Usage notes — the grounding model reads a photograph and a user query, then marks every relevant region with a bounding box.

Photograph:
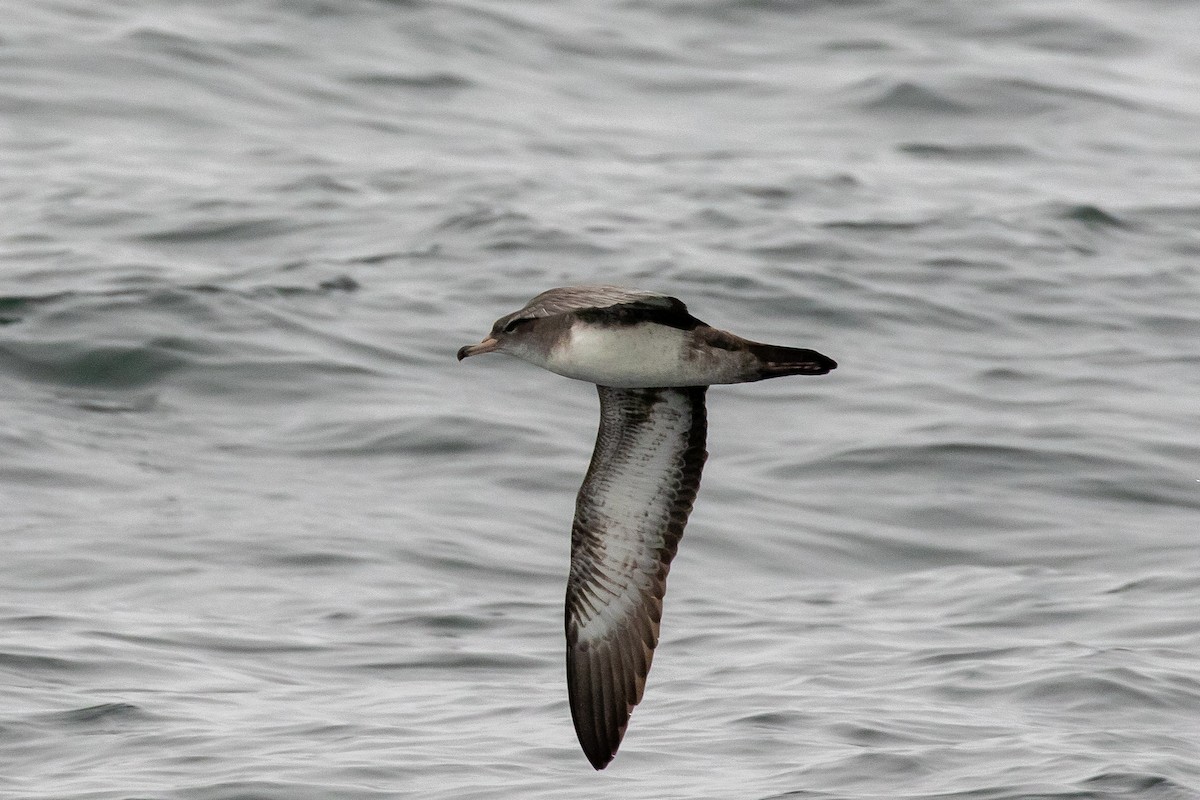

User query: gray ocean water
[3,1,1200,797]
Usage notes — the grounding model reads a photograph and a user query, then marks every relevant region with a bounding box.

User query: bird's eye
[503,318,530,334]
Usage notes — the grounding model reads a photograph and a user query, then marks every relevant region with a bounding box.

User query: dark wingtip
[572,702,620,770]
[749,344,837,377]
[798,349,837,374]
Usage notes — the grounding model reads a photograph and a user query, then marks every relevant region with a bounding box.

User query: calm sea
[2,1,1199,798]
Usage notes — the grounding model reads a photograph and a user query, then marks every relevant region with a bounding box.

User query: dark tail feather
[747,342,837,379]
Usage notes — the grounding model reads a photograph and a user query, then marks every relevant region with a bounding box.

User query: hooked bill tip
[457,337,499,361]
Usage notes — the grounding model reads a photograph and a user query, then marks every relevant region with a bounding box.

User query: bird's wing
[520,285,683,318]
[565,385,708,769]
[508,286,703,331]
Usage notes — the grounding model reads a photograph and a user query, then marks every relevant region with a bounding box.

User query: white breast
[541,323,704,388]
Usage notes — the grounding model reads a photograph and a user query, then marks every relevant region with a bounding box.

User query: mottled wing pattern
[565,385,708,769]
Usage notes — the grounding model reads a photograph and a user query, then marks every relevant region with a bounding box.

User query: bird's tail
[746,342,837,379]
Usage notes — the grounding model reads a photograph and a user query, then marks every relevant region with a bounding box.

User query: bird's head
[456,311,539,361]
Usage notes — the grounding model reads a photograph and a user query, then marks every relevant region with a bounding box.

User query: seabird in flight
[457,285,835,769]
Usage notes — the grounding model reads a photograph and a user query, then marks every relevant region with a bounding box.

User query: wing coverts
[564,385,708,769]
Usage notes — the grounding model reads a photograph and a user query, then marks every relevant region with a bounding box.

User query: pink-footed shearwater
[457,285,835,769]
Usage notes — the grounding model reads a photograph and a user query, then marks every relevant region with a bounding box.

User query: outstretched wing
[565,385,708,769]
[503,285,702,332]
[520,285,683,318]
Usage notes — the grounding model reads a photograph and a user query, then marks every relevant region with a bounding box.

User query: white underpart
[540,322,707,388]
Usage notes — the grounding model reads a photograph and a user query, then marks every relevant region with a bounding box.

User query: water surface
[2,1,1199,798]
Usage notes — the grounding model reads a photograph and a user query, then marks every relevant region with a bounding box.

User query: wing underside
[564,384,708,769]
